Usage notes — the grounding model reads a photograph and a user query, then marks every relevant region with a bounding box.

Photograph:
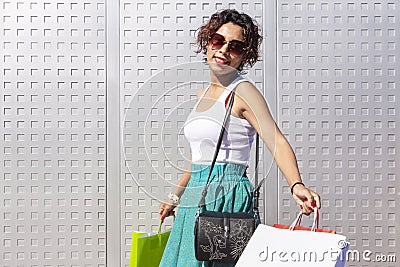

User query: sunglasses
[209,33,247,56]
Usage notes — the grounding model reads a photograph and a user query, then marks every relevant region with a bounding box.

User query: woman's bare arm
[234,82,320,215]
[158,158,191,219]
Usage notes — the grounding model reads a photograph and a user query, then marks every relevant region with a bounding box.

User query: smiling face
[206,22,246,72]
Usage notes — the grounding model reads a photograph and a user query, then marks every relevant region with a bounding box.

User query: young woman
[159,9,321,267]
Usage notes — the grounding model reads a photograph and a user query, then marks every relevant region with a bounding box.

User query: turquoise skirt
[160,163,255,267]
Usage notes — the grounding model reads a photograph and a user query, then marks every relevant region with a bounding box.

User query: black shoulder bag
[194,87,266,264]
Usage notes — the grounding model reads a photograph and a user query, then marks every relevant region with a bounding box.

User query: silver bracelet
[168,192,180,205]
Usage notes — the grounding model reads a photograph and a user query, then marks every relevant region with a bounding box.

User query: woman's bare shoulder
[236,80,264,101]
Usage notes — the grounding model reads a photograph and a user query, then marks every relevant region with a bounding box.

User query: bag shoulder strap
[196,80,266,215]
[197,85,237,210]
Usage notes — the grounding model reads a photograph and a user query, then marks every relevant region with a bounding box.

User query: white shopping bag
[236,208,349,267]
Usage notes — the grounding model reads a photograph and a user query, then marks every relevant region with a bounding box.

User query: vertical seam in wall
[106,0,120,266]
[263,0,268,224]
[263,0,279,225]
[274,0,280,225]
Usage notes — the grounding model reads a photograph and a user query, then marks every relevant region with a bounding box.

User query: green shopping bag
[129,220,171,267]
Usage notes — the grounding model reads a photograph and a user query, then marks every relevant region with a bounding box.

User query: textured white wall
[277,1,399,266]
[0,1,107,266]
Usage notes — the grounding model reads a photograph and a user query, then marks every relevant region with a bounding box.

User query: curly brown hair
[195,9,263,71]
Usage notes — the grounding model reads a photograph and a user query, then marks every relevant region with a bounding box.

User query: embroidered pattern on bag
[230,220,252,260]
[199,218,253,261]
[199,220,227,260]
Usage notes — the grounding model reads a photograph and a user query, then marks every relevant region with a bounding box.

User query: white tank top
[183,76,256,166]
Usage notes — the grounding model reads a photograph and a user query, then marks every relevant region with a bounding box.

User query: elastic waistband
[190,163,247,179]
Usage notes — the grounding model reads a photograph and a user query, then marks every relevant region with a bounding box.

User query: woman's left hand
[292,184,321,215]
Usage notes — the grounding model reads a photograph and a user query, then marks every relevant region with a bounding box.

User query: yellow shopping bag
[129,220,171,267]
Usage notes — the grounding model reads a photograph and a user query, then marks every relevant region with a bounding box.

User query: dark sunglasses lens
[210,34,224,49]
[210,33,246,55]
[229,41,245,55]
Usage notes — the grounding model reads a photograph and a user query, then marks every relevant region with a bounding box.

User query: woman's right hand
[158,199,176,220]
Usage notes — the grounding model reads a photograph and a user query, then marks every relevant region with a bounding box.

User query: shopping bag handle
[289,207,320,231]
[158,219,164,235]
[158,214,175,235]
